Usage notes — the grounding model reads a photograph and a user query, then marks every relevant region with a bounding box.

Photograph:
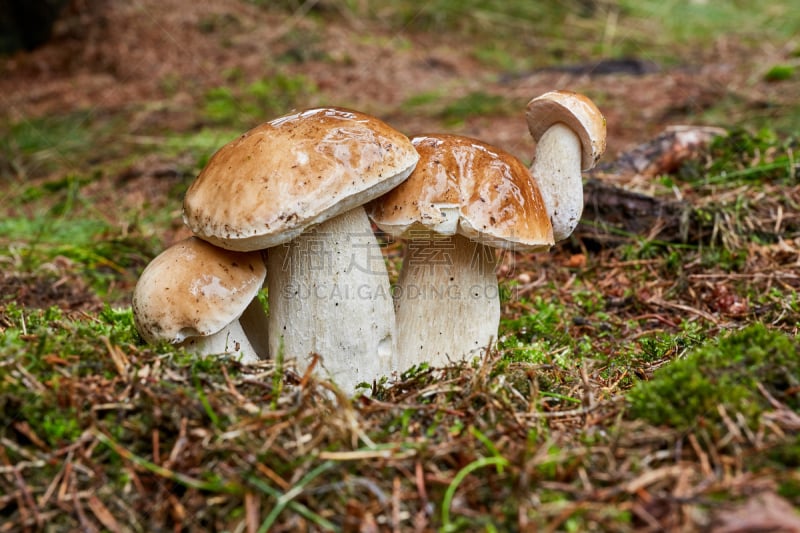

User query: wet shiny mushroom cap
[368,134,554,251]
[132,237,266,344]
[183,107,419,251]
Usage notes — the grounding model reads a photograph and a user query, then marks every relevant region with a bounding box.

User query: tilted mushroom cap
[183,107,419,251]
[368,134,554,251]
[132,237,266,345]
[526,90,607,170]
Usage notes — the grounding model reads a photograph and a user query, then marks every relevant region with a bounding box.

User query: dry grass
[0,328,798,531]
[1,1,800,531]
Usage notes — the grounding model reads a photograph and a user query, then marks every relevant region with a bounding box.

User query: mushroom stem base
[266,207,396,394]
[394,233,500,370]
[179,320,259,364]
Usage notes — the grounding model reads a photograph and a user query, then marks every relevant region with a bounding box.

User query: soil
[0,257,103,312]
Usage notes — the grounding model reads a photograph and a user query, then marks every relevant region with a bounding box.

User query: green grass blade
[258,460,336,533]
[468,426,505,474]
[92,429,242,494]
[441,456,509,531]
[246,475,338,531]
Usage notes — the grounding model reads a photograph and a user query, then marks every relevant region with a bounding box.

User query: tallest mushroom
[182,107,419,393]
[526,90,606,241]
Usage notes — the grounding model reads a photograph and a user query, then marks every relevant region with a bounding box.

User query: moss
[627,323,800,430]
[778,474,800,501]
[202,74,317,127]
[764,64,796,82]
[678,127,797,186]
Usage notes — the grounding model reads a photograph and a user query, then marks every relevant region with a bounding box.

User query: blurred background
[3,0,799,153]
[1,7,800,530]
[1,0,798,304]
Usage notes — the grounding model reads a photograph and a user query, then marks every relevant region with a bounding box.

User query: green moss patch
[628,323,800,430]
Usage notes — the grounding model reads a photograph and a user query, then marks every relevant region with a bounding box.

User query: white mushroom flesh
[394,232,500,370]
[237,291,270,358]
[179,320,260,364]
[267,207,396,394]
[529,123,584,242]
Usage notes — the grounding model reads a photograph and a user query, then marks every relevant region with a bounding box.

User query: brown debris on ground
[711,492,800,533]
[1,2,800,531]
[0,256,103,312]
[1,343,798,531]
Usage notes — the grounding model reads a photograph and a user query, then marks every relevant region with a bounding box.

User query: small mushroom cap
[132,237,266,345]
[183,107,419,251]
[526,90,607,170]
[368,134,554,251]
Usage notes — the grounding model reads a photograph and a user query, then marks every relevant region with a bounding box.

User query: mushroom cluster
[134,106,418,393]
[132,91,605,393]
[365,90,605,369]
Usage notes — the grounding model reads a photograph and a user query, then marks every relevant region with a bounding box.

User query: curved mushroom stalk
[394,233,500,370]
[526,90,607,242]
[530,123,584,241]
[179,319,260,364]
[267,207,396,394]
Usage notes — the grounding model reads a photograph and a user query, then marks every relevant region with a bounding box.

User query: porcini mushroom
[132,236,267,363]
[526,90,606,241]
[368,134,553,370]
[182,107,419,392]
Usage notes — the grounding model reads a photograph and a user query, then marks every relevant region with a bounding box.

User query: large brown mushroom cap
[183,107,419,251]
[368,134,554,251]
[132,237,266,345]
[526,90,607,171]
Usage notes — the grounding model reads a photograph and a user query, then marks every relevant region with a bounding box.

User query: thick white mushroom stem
[530,122,584,242]
[394,233,500,371]
[180,320,260,364]
[267,207,396,394]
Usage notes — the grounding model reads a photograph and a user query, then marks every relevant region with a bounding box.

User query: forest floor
[1,1,799,531]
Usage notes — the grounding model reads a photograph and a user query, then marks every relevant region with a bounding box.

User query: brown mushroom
[368,134,553,370]
[526,90,607,241]
[132,237,267,362]
[182,107,419,392]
